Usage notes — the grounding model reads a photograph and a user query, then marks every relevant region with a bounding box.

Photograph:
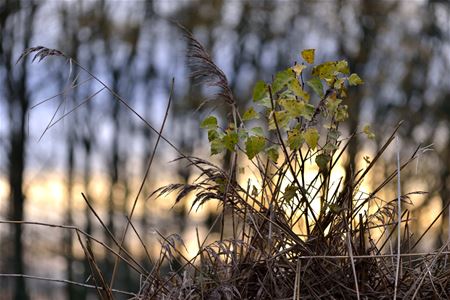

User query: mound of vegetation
[19,28,449,299]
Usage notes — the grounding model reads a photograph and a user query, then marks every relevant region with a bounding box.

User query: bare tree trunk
[1,1,37,299]
[65,125,76,299]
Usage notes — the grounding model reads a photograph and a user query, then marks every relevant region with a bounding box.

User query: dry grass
[8,31,450,300]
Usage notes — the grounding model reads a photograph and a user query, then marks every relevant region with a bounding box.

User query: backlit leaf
[304,127,319,150]
[301,49,315,64]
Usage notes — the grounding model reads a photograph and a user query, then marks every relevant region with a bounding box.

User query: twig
[110,78,174,287]
[394,135,402,300]
[0,274,135,296]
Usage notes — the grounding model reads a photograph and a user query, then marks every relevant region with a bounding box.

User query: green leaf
[200,116,218,130]
[266,145,279,162]
[250,126,264,136]
[268,110,290,130]
[348,73,364,86]
[273,69,295,93]
[328,203,345,214]
[323,142,338,153]
[242,107,259,121]
[307,77,324,97]
[253,80,267,102]
[363,124,375,140]
[315,153,331,172]
[207,129,220,142]
[223,131,238,151]
[251,186,258,197]
[238,128,249,140]
[328,128,340,140]
[245,135,266,160]
[284,184,299,202]
[304,127,319,150]
[301,103,315,120]
[210,138,225,155]
[301,49,315,64]
[287,128,304,150]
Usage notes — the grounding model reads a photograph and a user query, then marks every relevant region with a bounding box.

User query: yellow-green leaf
[242,107,259,121]
[284,184,299,202]
[207,129,220,142]
[288,79,310,101]
[312,61,337,79]
[336,105,349,122]
[223,131,238,151]
[326,97,342,114]
[201,116,218,130]
[336,60,349,74]
[250,126,264,136]
[307,77,324,97]
[266,145,279,163]
[292,64,307,76]
[279,99,313,120]
[210,139,225,155]
[348,73,364,86]
[301,103,315,120]
[245,135,266,160]
[253,80,267,101]
[304,127,319,150]
[315,153,331,172]
[363,124,375,140]
[273,69,295,93]
[268,110,290,130]
[301,49,315,64]
[287,128,304,150]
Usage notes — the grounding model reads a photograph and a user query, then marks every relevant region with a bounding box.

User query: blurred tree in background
[0,0,449,298]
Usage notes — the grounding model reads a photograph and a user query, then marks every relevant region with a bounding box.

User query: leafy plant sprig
[201,49,367,172]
